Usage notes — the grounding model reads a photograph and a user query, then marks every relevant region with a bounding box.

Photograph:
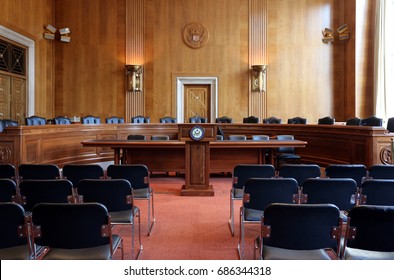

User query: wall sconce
[337,24,350,40]
[322,28,334,43]
[43,24,71,43]
[251,65,267,93]
[125,65,143,92]
[322,25,350,43]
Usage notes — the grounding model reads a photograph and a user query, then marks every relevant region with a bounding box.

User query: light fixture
[125,65,143,92]
[337,24,350,40]
[322,28,334,43]
[43,24,71,43]
[251,65,267,93]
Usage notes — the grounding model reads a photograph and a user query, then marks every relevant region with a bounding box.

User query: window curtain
[374,0,394,123]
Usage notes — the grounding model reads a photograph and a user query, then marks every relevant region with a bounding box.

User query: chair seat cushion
[0,245,31,260]
[42,234,122,260]
[244,208,264,221]
[344,247,394,260]
[263,245,332,260]
[133,188,150,199]
[233,188,243,199]
[109,208,139,224]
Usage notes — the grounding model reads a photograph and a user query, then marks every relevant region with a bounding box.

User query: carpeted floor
[113,174,258,260]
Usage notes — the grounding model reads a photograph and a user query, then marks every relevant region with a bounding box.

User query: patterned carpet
[113,174,258,260]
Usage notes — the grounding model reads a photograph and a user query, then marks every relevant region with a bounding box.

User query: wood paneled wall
[0,0,55,119]
[1,0,377,124]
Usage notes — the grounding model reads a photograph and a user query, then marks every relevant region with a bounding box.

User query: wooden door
[184,84,210,122]
[0,74,26,124]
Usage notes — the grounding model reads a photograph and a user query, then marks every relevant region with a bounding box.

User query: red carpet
[113,174,257,260]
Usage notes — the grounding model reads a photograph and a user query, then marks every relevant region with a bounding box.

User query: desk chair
[387,117,394,132]
[229,164,276,236]
[346,117,361,126]
[0,119,18,132]
[360,116,383,127]
[215,116,233,123]
[238,177,299,259]
[342,205,394,260]
[275,135,301,169]
[287,117,307,124]
[131,115,150,123]
[127,134,146,140]
[189,116,207,123]
[243,116,259,123]
[263,117,282,124]
[159,116,177,123]
[151,135,169,140]
[53,116,71,124]
[318,116,335,125]
[31,202,123,260]
[256,203,342,260]
[81,115,101,124]
[228,135,247,141]
[25,115,46,126]
[105,116,124,124]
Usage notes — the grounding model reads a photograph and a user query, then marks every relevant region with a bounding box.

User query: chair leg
[135,208,143,260]
[148,190,155,236]
[229,193,235,236]
[237,208,245,260]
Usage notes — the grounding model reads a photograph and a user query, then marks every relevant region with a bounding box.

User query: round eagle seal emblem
[183,22,209,49]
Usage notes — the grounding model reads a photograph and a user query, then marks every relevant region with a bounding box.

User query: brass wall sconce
[125,65,143,92]
[251,65,267,93]
[43,24,71,43]
[322,24,350,43]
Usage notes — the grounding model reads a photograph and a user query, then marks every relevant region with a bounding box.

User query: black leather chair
[76,179,142,259]
[346,117,362,126]
[81,115,101,124]
[189,116,207,123]
[287,117,307,124]
[31,202,124,260]
[360,116,383,127]
[151,135,169,140]
[275,135,301,169]
[215,116,233,123]
[318,116,335,125]
[62,164,104,187]
[0,202,33,260]
[342,205,394,260]
[386,117,394,132]
[278,164,321,187]
[53,116,71,124]
[256,203,342,260]
[159,116,177,123]
[229,164,276,236]
[263,117,282,124]
[105,116,125,124]
[106,164,154,236]
[0,119,18,132]
[238,177,299,259]
[368,164,394,179]
[127,134,146,140]
[18,164,61,181]
[243,116,259,123]
[26,115,46,126]
[325,164,367,187]
[131,115,150,123]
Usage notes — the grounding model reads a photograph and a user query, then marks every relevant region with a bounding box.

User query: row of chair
[0,163,155,236]
[254,203,394,260]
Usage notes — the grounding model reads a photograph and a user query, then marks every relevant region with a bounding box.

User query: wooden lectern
[178,124,217,196]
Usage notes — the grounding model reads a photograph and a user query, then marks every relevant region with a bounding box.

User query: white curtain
[374,0,394,124]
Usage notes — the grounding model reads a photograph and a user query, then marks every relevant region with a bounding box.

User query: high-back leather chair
[131,115,150,123]
[243,116,259,123]
[189,116,207,123]
[160,116,177,123]
[53,116,71,124]
[287,117,307,124]
[263,117,282,124]
[387,117,394,132]
[105,116,124,124]
[25,115,46,126]
[81,115,101,124]
[346,117,361,126]
[318,116,335,125]
[215,116,233,123]
[360,116,383,127]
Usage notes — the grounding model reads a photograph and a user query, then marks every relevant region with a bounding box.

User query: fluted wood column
[126,0,145,121]
[249,0,268,120]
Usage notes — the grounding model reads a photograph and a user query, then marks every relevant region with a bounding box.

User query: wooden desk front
[81,139,307,173]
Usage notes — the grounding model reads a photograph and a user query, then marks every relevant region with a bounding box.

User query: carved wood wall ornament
[182,22,209,49]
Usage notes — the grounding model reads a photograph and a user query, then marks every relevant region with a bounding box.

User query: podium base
[180,185,214,196]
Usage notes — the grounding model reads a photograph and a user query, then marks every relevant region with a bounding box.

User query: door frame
[0,25,35,117]
[174,75,218,123]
